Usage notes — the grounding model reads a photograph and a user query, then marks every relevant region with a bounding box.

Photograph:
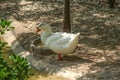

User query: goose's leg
[58,54,62,60]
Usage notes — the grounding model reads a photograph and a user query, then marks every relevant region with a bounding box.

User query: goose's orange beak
[36,27,41,34]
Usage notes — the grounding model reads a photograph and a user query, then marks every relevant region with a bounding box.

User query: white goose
[36,23,80,60]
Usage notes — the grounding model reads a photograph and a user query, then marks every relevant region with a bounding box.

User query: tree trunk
[63,0,71,32]
[108,0,115,8]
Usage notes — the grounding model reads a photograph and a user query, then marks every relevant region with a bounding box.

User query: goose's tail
[75,32,80,38]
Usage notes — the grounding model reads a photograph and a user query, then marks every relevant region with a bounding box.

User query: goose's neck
[41,29,53,44]
[46,28,53,34]
[45,30,53,35]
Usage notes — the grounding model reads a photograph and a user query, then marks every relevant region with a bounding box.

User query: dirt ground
[0,0,120,80]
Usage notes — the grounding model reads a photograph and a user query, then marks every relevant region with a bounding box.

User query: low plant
[0,18,14,34]
[0,19,31,80]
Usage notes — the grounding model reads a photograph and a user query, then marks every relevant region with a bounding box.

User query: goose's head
[36,22,52,33]
[39,22,52,30]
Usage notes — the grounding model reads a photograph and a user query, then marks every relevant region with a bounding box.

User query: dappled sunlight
[93,13,109,18]
[77,59,120,80]
[76,43,120,70]
[1,0,120,80]
[19,0,55,12]
[19,0,33,5]
[29,75,68,80]
[87,34,101,39]
[29,70,69,80]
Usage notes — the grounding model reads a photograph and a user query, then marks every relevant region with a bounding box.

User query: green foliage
[9,54,31,80]
[0,55,9,80]
[0,41,8,51]
[0,19,31,80]
[0,40,8,60]
[0,19,14,35]
[0,54,31,80]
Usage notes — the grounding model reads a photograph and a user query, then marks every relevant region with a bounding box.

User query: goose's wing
[54,33,74,45]
[45,32,75,48]
[45,32,80,54]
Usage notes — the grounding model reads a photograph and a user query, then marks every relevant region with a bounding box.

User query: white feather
[38,23,80,55]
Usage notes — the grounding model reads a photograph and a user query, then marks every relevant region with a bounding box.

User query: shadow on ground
[11,32,94,74]
[77,59,120,80]
[1,0,120,79]
[0,0,63,22]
